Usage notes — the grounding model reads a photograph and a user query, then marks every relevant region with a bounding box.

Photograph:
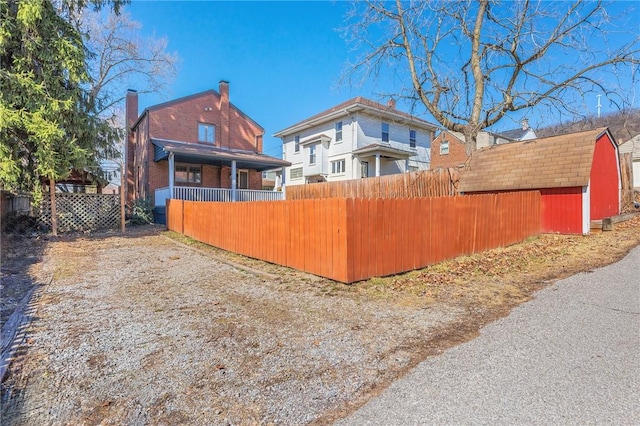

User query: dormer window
[198,123,215,143]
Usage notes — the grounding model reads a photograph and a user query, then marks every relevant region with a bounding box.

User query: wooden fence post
[619,153,633,209]
[49,177,57,236]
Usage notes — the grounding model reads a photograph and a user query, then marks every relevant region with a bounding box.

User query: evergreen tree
[0,0,124,196]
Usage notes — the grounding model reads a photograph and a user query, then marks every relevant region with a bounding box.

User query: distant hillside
[536,108,640,144]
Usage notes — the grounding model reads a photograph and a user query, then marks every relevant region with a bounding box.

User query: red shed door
[540,187,583,234]
[590,133,620,220]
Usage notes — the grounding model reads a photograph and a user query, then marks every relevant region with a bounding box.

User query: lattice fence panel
[38,193,121,233]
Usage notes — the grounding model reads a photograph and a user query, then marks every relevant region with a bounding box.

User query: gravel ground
[2,216,639,425]
[1,226,463,425]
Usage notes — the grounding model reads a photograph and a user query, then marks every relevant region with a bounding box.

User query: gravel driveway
[1,228,463,425]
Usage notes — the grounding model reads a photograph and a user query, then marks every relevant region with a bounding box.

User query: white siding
[281,109,434,185]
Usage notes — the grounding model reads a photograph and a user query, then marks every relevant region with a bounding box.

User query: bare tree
[82,10,179,124]
[342,0,639,153]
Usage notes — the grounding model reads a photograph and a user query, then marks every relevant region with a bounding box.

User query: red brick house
[431,121,537,169]
[125,81,289,210]
[430,131,468,169]
[458,128,621,235]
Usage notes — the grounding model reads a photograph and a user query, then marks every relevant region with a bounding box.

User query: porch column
[375,154,381,177]
[168,152,175,199]
[231,160,237,202]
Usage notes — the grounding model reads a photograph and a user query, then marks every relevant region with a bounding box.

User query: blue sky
[124,1,639,158]
[126,0,360,158]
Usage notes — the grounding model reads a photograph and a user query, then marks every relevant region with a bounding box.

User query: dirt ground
[1,215,640,425]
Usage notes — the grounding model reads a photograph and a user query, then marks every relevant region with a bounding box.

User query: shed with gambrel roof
[459,128,621,234]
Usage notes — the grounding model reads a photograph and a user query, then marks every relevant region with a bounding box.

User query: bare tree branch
[82,10,179,121]
[341,0,639,153]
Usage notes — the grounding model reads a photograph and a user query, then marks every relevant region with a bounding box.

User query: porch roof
[352,143,415,160]
[152,138,291,171]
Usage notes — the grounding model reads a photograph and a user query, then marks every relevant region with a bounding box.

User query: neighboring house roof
[352,143,416,159]
[618,134,640,160]
[498,127,532,140]
[458,127,611,193]
[273,97,438,137]
[151,139,290,171]
[131,90,264,131]
[443,131,465,142]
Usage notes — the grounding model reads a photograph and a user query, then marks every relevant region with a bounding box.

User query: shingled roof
[273,96,437,137]
[458,128,610,193]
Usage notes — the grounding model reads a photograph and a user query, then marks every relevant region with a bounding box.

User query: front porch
[155,186,283,207]
[152,138,290,209]
[352,143,415,177]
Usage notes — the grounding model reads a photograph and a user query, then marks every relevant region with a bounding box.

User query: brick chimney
[521,118,529,130]
[125,89,138,204]
[219,80,230,149]
[387,98,396,109]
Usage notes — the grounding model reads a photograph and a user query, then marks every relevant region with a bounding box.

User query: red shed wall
[540,187,583,234]
[590,133,620,220]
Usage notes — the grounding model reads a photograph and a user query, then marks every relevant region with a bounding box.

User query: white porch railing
[155,186,283,206]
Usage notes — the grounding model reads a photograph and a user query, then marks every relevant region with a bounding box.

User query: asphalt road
[337,245,640,425]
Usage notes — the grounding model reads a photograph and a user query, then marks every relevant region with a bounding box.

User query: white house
[273,97,438,186]
[618,134,640,188]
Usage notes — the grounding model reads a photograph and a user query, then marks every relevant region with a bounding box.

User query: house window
[335,121,343,142]
[361,161,369,178]
[262,171,268,178]
[331,159,346,174]
[290,167,303,180]
[237,170,249,189]
[382,122,389,142]
[409,130,416,148]
[175,164,202,183]
[309,144,317,164]
[198,123,215,144]
[295,135,300,153]
[440,140,449,155]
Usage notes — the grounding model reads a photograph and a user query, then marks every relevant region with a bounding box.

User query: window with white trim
[382,122,389,142]
[294,135,300,153]
[331,159,346,174]
[309,144,317,164]
[335,121,343,142]
[175,164,202,183]
[198,123,215,143]
[361,161,369,178]
[409,129,416,148]
[440,140,449,155]
[290,167,303,179]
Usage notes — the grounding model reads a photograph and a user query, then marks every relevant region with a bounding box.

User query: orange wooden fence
[167,191,541,283]
[286,168,460,200]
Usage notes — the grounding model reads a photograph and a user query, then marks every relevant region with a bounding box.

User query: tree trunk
[49,177,58,236]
